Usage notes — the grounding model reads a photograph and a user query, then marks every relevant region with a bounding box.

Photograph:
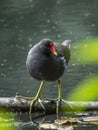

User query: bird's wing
[61,40,71,64]
[62,47,70,65]
[54,41,71,65]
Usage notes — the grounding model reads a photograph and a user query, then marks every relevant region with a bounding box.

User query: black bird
[26,38,71,113]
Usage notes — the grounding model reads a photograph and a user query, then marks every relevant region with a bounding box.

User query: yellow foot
[15,93,34,100]
[56,98,61,117]
[56,98,73,118]
[29,97,46,122]
[29,97,46,113]
[62,99,73,109]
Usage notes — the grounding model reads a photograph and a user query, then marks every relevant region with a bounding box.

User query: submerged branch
[0,97,98,113]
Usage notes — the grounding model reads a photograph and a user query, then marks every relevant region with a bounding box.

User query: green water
[0,0,98,130]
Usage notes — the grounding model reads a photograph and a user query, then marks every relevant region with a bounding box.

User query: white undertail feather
[61,40,71,48]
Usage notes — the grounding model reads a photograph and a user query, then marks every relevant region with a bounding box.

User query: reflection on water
[0,0,98,130]
[1,112,98,130]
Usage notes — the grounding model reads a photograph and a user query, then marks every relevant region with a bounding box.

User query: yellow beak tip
[53,51,58,56]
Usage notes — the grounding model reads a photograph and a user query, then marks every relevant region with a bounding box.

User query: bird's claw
[56,98,73,109]
[56,97,62,116]
[38,98,46,110]
[15,93,35,100]
[62,99,73,109]
[15,96,35,100]
[29,97,46,113]
[56,98,73,117]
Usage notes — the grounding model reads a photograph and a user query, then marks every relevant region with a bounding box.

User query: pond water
[0,0,98,130]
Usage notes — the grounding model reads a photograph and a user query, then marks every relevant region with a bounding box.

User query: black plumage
[25,38,71,114]
[26,38,70,81]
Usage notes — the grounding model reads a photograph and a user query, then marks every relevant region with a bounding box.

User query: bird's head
[40,39,58,56]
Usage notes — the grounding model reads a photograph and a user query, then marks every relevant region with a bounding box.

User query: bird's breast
[26,51,66,81]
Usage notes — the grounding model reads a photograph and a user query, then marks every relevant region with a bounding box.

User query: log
[0,97,98,113]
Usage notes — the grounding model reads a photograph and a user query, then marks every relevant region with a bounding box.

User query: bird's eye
[50,42,54,47]
[45,42,51,48]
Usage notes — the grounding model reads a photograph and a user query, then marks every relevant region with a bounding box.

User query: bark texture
[0,97,98,113]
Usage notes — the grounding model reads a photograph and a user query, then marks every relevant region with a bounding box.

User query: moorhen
[26,38,71,113]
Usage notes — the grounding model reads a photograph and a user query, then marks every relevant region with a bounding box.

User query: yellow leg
[29,81,45,122]
[58,79,61,99]
[57,79,73,116]
[56,79,62,117]
[35,81,45,98]
[29,81,45,116]
[15,81,45,101]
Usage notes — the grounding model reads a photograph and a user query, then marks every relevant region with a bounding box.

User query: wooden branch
[0,97,98,113]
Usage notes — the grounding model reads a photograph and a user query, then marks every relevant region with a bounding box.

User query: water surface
[0,0,98,130]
